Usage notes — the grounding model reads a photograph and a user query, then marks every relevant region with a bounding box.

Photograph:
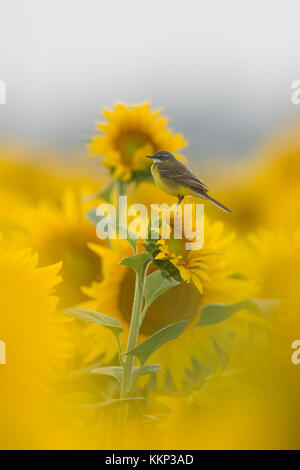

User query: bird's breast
[151,163,182,196]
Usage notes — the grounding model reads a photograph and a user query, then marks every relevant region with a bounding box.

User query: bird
[146,151,232,213]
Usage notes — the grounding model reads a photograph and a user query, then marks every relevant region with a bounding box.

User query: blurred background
[1,0,300,163]
[1,1,300,450]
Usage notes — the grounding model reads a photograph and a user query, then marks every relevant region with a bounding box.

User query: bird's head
[146,151,176,163]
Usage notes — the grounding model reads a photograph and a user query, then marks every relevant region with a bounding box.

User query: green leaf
[132,169,153,184]
[111,223,139,254]
[63,307,124,336]
[135,363,162,378]
[91,366,123,384]
[59,360,104,380]
[66,393,98,406]
[86,208,138,254]
[144,271,180,310]
[81,193,100,203]
[251,298,281,315]
[126,320,189,364]
[120,252,151,276]
[83,397,146,409]
[80,181,115,203]
[98,181,116,202]
[197,298,280,326]
[91,363,162,384]
[146,216,162,240]
[86,207,100,226]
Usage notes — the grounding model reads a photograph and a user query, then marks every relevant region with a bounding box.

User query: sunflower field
[0,103,300,450]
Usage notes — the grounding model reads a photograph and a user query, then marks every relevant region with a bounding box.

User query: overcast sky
[0,0,300,161]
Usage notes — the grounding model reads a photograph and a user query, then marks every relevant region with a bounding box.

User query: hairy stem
[121,268,146,398]
[117,261,148,442]
[115,179,127,220]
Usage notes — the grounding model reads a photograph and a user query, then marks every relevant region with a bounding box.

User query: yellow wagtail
[146,151,231,213]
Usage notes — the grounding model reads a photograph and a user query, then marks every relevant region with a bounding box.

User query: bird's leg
[177,195,184,206]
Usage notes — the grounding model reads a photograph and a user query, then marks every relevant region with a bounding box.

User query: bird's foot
[177,195,184,206]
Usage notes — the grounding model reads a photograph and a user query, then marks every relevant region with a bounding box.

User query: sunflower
[11,188,113,373]
[237,227,300,405]
[216,130,300,234]
[88,103,187,182]
[82,217,254,388]
[0,235,68,448]
[0,187,27,238]
[244,228,300,303]
[0,146,103,207]
[161,297,300,451]
[160,324,275,450]
[148,206,246,299]
[0,149,67,204]
[239,227,300,449]
[15,189,105,307]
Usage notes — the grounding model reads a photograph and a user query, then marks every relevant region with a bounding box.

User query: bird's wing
[157,160,209,193]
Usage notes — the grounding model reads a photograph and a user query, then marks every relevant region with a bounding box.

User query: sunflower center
[166,238,186,258]
[116,131,150,162]
[118,267,201,335]
[38,232,102,307]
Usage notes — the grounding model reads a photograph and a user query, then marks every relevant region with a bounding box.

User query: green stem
[117,261,149,443]
[117,336,124,367]
[128,364,143,397]
[115,179,127,221]
[121,268,146,398]
[140,303,149,325]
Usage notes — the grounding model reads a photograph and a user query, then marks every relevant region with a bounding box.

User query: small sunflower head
[88,103,187,183]
[144,205,237,298]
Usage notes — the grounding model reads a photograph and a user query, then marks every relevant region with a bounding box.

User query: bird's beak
[146,155,154,159]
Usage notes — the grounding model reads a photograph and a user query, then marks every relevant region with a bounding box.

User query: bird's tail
[201,193,232,213]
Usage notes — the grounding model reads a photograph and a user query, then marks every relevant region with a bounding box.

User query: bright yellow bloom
[11,188,115,373]
[0,149,67,204]
[0,146,103,206]
[15,189,105,307]
[160,323,276,450]
[154,208,241,298]
[244,228,300,303]
[161,295,300,451]
[216,130,300,234]
[82,219,253,388]
[88,103,187,182]
[244,227,300,450]
[0,236,67,448]
[0,188,26,238]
